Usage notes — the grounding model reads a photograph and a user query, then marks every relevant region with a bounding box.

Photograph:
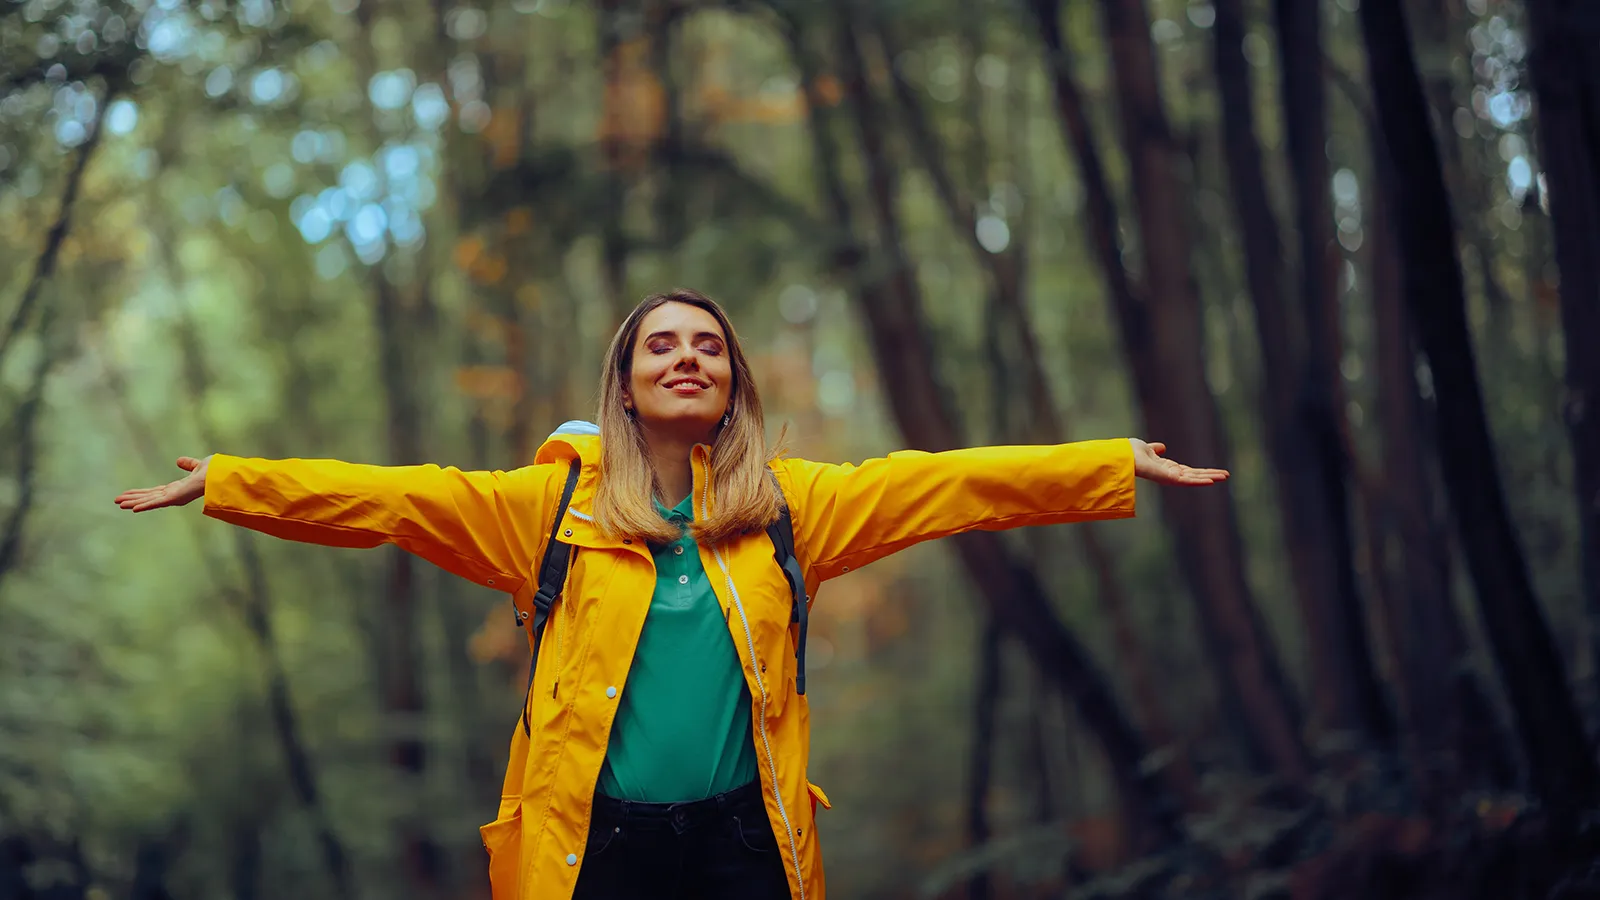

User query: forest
[2,0,1598,896]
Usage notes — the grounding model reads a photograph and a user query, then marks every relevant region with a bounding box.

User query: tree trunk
[787,8,1185,849]
[1357,0,1599,811]
[1273,0,1393,745]
[373,276,443,889]
[173,312,355,897]
[1367,160,1514,803]
[1525,0,1600,681]
[966,620,1003,900]
[1210,0,1393,749]
[874,15,1202,812]
[596,0,634,326]
[1031,0,1311,786]
[0,89,107,589]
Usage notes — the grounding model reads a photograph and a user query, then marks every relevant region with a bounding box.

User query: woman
[115,288,1227,900]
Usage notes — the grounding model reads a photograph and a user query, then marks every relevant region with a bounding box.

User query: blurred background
[2,0,1598,896]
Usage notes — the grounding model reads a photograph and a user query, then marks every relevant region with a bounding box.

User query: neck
[639,425,708,507]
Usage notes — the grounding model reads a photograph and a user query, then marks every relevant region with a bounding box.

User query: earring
[721,412,731,426]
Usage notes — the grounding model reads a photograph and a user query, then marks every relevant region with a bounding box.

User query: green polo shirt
[595,494,759,802]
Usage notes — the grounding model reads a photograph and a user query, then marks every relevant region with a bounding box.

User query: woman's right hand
[115,455,212,512]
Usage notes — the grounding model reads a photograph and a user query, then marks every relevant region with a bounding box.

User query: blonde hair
[594,289,785,546]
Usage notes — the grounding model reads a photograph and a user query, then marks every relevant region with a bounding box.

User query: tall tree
[1209,0,1392,746]
[780,3,1186,849]
[1272,0,1392,745]
[871,13,1201,811]
[1030,0,1312,785]
[1358,0,1599,811]
[348,1,444,885]
[1366,153,1510,803]
[1525,0,1600,670]
[965,620,1003,900]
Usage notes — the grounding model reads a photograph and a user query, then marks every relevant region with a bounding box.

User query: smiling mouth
[662,379,710,392]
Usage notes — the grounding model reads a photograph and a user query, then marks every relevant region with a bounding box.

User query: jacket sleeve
[202,454,559,594]
[775,439,1136,583]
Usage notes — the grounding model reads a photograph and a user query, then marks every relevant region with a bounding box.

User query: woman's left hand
[1129,439,1230,486]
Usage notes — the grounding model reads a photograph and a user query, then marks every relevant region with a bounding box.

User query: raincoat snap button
[678,574,689,585]
[486,578,495,586]
[564,529,573,537]
[623,538,632,544]
[841,565,850,573]
[606,686,617,699]
[565,853,577,866]
[674,546,684,555]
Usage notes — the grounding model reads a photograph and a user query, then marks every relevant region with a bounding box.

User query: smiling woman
[595,290,784,549]
[113,287,1227,900]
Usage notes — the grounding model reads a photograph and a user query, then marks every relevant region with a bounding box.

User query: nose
[672,347,700,369]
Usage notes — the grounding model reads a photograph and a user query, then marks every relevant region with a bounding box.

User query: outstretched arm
[776,438,1226,583]
[115,453,558,593]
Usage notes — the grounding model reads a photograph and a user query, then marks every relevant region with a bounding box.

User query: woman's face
[625,301,733,442]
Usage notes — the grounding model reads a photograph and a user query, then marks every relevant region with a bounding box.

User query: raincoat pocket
[480,798,523,899]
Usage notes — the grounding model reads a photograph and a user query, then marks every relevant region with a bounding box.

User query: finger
[177,456,201,471]
[1148,442,1167,456]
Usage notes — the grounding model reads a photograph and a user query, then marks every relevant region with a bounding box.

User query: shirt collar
[654,493,695,525]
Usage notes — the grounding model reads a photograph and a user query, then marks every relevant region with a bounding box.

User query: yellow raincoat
[202,432,1137,899]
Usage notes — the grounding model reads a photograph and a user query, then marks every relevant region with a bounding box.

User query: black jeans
[572,779,792,900]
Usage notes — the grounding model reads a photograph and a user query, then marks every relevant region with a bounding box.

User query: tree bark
[965,620,1003,900]
[1525,0,1600,680]
[786,8,1185,849]
[596,0,635,327]
[371,276,444,890]
[1367,159,1512,803]
[165,282,356,897]
[874,16,1202,811]
[1030,0,1311,786]
[1273,0,1393,745]
[1209,0,1393,748]
[0,88,108,588]
[1358,0,1599,811]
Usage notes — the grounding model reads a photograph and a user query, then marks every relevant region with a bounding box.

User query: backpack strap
[766,506,811,695]
[520,459,582,736]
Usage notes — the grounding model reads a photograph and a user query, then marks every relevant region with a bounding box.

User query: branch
[0,53,135,96]
[0,87,113,588]
[0,90,112,373]
[0,310,54,585]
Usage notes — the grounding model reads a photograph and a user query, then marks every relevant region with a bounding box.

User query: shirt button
[674,546,684,555]
[606,686,617,699]
[678,574,689,585]
[566,853,577,866]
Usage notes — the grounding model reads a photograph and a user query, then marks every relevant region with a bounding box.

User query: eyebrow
[643,330,725,342]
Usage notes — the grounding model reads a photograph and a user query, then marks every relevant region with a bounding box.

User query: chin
[642,411,722,437]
